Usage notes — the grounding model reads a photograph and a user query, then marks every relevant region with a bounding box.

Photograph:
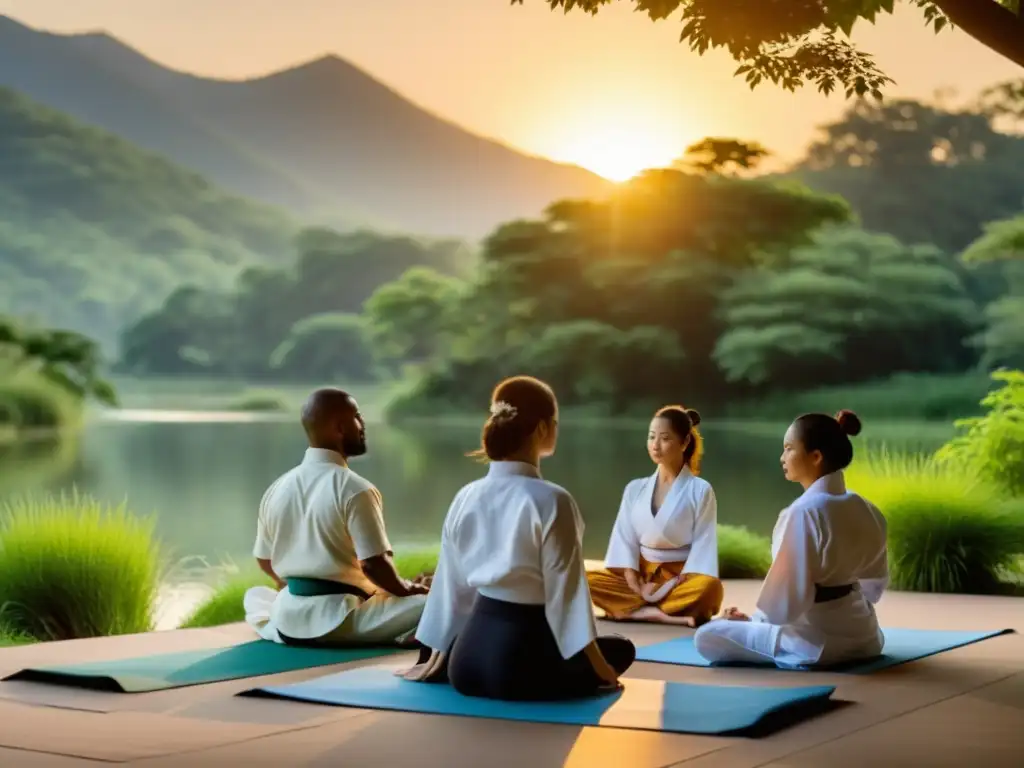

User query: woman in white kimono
[398,375,636,701]
[588,406,724,626]
[694,410,889,669]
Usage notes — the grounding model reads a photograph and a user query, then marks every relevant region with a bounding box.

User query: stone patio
[0,581,1020,767]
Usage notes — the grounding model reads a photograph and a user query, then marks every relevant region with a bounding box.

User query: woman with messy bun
[403,376,636,700]
[588,405,724,627]
[695,410,890,669]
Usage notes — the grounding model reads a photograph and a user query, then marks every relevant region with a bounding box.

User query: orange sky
[2,0,1021,179]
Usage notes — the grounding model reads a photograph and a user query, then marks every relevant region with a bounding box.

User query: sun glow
[553,120,685,182]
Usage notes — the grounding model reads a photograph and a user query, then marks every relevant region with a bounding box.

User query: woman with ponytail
[401,376,636,701]
[588,405,725,626]
[694,410,890,669]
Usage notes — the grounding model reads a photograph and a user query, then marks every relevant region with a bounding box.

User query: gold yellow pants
[587,558,724,623]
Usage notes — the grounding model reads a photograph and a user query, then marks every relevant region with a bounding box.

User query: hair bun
[685,408,701,427]
[835,409,862,437]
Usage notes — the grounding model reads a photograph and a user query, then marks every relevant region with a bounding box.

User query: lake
[0,411,952,582]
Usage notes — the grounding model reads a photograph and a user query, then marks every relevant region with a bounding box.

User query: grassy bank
[723,372,993,423]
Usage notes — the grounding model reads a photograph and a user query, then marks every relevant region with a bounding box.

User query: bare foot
[625,606,696,626]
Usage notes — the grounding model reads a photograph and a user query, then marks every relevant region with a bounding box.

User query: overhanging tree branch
[932,0,1024,69]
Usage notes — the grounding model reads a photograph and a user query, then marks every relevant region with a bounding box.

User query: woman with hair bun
[587,405,724,627]
[694,410,889,669]
[402,375,636,700]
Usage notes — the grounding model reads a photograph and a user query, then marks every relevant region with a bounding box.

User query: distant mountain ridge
[0,84,296,348]
[0,15,612,238]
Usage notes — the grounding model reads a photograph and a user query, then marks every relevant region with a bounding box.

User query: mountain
[0,15,613,238]
[0,85,296,348]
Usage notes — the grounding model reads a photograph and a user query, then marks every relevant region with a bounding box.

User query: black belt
[285,577,370,600]
[814,583,855,603]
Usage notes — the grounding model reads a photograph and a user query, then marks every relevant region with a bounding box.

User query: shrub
[935,369,1024,497]
[847,451,1024,594]
[718,524,772,579]
[178,546,442,630]
[225,389,290,413]
[0,373,81,432]
[0,493,163,640]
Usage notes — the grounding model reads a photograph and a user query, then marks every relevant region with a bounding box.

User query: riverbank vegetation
[105,92,1024,424]
[1,317,118,437]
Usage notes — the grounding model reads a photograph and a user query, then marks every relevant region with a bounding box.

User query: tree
[513,1,1024,96]
[388,166,853,413]
[680,138,770,176]
[363,267,463,366]
[1,316,117,406]
[959,214,1024,368]
[789,97,1024,256]
[714,227,981,388]
[270,313,376,381]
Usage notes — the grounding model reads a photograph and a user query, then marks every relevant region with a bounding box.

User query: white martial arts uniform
[694,471,888,668]
[244,447,426,645]
[416,461,598,661]
[603,467,719,576]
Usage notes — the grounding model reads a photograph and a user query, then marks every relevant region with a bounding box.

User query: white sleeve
[346,487,392,561]
[602,483,641,570]
[543,494,599,659]
[858,505,889,604]
[252,479,280,559]
[754,507,819,625]
[415,503,475,653]
[682,486,719,578]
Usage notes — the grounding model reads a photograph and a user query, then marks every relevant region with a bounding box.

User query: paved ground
[0,581,1020,767]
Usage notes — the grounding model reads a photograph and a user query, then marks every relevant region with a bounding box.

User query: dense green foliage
[717,525,771,579]
[516,2,1022,99]
[848,451,1024,594]
[67,86,1024,407]
[118,229,474,379]
[0,493,162,640]
[935,369,1024,496]
[0,87,296,347]
[789,97,1024,257]
[1,316,118,432]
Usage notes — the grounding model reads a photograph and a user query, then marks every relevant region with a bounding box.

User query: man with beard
[243,388,430,647]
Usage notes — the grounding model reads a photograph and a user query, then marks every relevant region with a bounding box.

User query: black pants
[446,595,635,702]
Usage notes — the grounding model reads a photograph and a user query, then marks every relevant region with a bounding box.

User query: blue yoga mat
[243,666,836,735]
[635,627,1015,673]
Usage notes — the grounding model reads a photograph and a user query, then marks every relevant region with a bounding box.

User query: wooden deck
[0,581,1020,767]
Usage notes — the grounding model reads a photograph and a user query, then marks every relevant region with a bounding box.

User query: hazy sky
[2,0,1021,178]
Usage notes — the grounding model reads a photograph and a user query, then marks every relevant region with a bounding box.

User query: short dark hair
[653,405,703,473]
[792,409,863,474]
[471,376,557,461]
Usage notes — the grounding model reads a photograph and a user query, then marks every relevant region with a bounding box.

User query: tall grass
[847,451,1024,594]
[179,546,442,630]
[718,524,772,578]
[0,492,163,641]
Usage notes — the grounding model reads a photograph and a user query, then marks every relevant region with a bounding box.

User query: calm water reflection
[0,414,948,577]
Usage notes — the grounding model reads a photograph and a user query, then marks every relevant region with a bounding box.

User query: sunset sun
[554,120,684,182]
